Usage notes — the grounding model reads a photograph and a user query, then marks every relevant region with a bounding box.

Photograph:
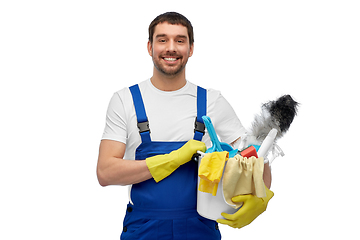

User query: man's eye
[159,39,166,43]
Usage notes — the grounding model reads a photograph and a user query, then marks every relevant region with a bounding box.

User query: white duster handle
[257,128,278,158]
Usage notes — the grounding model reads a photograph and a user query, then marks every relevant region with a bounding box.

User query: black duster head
[265,95,299,133]
[250,95,299,142]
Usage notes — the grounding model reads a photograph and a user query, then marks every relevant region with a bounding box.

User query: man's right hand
[146,139,206,182]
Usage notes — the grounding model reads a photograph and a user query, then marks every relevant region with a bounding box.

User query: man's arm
[263,162,271,189]
[96,139,152,186]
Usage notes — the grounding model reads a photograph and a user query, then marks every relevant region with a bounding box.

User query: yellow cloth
[198,151,229,196]
[222,155,266,209]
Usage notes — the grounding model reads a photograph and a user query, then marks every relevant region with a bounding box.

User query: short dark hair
[148,12,194,45]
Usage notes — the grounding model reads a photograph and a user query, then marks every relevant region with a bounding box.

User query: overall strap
[129,84,151,143]
[130,84,206,142]
[194,86,207,141]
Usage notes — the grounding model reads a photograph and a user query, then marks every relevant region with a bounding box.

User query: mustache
[160,52,182,58]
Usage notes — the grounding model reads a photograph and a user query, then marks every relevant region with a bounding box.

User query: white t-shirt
[102,79,246,160]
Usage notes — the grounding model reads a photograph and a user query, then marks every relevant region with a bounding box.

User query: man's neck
[150,68,187,91]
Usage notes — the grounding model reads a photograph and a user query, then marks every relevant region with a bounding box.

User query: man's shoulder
[112,79,149,96]
[187,81,221,97]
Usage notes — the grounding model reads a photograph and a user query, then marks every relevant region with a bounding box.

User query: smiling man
[97,12,272,240]
[148,16,194,90]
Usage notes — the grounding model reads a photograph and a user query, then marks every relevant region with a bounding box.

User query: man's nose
[166,40,176,52]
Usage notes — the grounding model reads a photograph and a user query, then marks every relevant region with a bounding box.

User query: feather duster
[239,94,299,155]
[250,94,299,143]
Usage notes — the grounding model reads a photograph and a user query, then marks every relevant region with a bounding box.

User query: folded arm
[96,140,152,186]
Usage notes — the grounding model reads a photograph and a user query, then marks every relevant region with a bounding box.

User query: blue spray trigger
[202,116,237,158]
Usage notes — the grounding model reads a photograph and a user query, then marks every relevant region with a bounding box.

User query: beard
[152,53,188,77]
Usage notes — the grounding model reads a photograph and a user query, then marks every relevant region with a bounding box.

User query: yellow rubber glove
[217,185,274,228]
[146,139,206,183]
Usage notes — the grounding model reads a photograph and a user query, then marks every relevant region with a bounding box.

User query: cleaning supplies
[202,116,238,157]
[238,145,258,158]
[197,116,239,220]
[222,155,266,209]
[198,151,229,196]
[257,128,278,158]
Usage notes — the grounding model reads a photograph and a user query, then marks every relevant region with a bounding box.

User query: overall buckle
[194,118,205,134]
[137,121,150,133]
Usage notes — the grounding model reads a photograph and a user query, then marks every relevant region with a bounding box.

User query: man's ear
[147,41,153,57]
[189,43,194,57]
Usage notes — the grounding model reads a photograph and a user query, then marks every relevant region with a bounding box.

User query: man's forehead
[154,22,189,38]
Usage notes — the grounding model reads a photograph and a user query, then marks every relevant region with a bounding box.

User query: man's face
[148,22,194,77]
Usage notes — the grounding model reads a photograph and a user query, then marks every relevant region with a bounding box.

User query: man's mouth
[164,57,177,61]
[162,57,180,63]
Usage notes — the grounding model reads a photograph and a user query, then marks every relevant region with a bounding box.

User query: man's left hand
[217,186,274,229]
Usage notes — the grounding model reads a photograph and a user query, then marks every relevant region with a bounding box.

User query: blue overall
[120,84,221,240]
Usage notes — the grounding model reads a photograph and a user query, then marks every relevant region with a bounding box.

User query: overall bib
[120,84,221,240]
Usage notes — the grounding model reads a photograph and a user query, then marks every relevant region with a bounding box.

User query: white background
[1,1,359,239]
